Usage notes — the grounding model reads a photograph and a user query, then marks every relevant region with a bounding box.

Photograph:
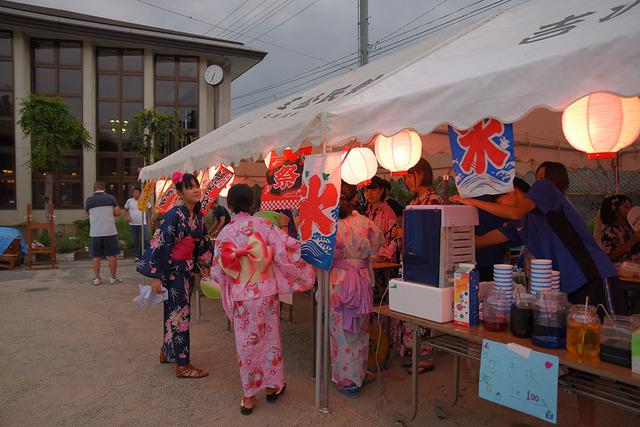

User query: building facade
[0,1,266,224]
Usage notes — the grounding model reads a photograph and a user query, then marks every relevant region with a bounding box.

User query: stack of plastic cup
[530,259,553,293]
[493,264,514,309]
[551,270,560,292]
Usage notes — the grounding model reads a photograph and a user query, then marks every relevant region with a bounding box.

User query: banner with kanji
[201,166,234,215]
[155,184,178,214]
[448,119,515,198]
[260,146,312,211]
[298,152,342,271]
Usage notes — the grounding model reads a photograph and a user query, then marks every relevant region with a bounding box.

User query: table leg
[410,325,419,420]
[450,355,459,407]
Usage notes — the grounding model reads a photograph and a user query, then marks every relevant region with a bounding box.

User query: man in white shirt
[123,186,148,262]
[85,181,121,285]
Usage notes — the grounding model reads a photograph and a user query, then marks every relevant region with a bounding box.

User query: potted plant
[18,95,92,206]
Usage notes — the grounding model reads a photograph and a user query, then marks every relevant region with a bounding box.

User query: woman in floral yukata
[364,176,399,263]
[137,172,213,379]
[394,158,443,374]
[330,182,383,399]
[599,194,640,264]
[211,184,315,415]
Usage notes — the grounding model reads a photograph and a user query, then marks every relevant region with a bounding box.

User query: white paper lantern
[219,165,235,197]
[341,147,378,187]
[155,179,171,199]
[374,129,422,175]
[562,93,640,159]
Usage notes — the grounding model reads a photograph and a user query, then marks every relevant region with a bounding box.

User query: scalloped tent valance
[139,0,640,181]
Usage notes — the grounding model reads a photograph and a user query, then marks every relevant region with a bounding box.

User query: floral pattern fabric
[601,222,640,263]
[211,212,315,396]
[330,212,383,387]
[366,202,399,262]
[137,203,213,366]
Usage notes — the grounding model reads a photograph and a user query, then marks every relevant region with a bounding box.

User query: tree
[18,95,92,206]
[129,109,184,165]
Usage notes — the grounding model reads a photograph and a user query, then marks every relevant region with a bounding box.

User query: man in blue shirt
[453,179,624,313]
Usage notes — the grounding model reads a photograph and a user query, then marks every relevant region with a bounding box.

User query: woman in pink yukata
[330,182,383,398]
[211,184,315,415]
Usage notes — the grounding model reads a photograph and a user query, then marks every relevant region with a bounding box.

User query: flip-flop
[240,397,256,415]
[336,384,360,399]
[266,383,287,403]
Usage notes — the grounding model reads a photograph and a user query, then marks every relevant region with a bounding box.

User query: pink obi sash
[172,236,195,261]
[332,258,372,334]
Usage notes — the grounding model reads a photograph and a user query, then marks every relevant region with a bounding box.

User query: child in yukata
[211,184,315,415]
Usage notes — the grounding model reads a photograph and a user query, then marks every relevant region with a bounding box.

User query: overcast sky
[19,0,522,117]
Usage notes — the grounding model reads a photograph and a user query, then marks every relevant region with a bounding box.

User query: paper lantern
[341,147,377,187]
[562,93,640,159]
[374,129,422,175]
[155,179,171,199]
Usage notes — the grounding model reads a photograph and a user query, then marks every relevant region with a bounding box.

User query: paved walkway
[1,260,638,426]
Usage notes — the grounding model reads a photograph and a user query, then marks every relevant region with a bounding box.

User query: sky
[17,0,522,117]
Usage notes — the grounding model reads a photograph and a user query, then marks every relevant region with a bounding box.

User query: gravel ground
[1,260,638,426]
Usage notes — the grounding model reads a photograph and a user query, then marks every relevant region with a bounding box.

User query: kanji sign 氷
[448,119,515,198]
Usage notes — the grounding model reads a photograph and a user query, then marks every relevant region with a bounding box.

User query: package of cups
[492,263,514,307]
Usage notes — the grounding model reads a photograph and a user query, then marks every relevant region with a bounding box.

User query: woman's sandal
[266,383,287,403]
[407,360,435,375]
[176,364,209,379]
[240,396,256,415]
[362,371,377,387]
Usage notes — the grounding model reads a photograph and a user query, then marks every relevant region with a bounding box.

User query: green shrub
[56,235,84,253]
[115,216,133,249]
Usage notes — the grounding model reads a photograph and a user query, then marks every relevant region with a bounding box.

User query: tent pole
[613,156,621,193]
[322,269,330,412]
[315,273,323,409]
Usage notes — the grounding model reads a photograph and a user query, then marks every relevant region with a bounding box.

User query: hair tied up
[171,171,184,185]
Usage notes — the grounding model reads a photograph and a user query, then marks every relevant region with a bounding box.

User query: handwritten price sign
[479,339,559,424]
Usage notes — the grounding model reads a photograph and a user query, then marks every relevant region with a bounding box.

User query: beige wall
[0,35,234,225]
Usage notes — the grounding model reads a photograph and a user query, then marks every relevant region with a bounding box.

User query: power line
[217,0,272,39]
[247,0,322,43]
[371,0,509,56]
[232,51,358,100]
[232,0,511,114]
[203,0,253,36]
[376,0,449,43]
[135,0,329,63]
[234,0,297,38]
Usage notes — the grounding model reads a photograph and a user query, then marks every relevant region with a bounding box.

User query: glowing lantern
[341,147,377,187]
[562,93,640,159]
[219,165,235,198]
[155,179,171,199]
[374,129,422,175]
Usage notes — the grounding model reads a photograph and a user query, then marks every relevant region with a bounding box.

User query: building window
[0,31,15,209]
[96,48,144,205]
[154,55,198,157]
[30,39,83,208]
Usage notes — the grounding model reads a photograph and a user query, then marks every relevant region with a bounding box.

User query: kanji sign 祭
[298,153,342,271]
[448,119,515,198]
[260,147,311,211]
[201,165,234,215]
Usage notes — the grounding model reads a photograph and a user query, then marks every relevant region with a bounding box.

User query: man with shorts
[85,182,122,285]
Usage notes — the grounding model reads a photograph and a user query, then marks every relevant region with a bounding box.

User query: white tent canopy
[139,0,640,181]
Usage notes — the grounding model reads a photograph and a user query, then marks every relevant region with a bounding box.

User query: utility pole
[358,0,369,66]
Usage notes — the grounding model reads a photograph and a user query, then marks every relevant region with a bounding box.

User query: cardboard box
[389,278,454,323]
[453,263,480,326]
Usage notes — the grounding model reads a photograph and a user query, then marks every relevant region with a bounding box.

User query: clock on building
[204,64,224,86]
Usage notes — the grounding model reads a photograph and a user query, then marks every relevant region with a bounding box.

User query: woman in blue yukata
[137,171,214,379]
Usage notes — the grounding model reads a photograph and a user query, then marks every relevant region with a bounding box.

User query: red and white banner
[201,165,234,215]
[260,146,312,211]
[155,185,178,214]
